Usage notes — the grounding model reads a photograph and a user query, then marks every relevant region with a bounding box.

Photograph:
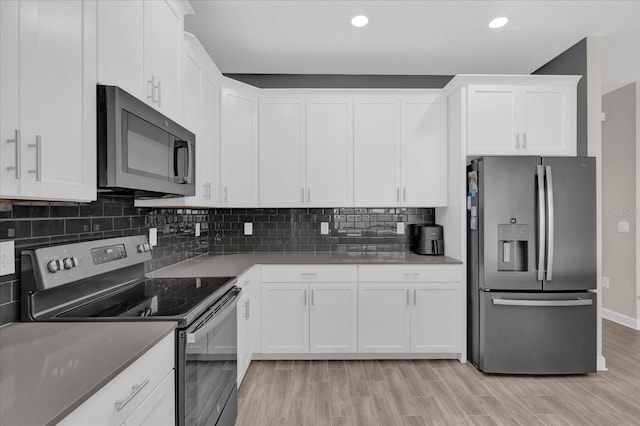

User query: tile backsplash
[0,200,434,326]
[209,207,435,254]
[0,196,210,325]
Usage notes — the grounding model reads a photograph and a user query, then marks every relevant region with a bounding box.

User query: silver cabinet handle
[311,289,314,306]
[6,129,21,179]
[406,288,410,306]
[246,298,250,319]
[522,133,527,148]
[27,135,41,182]
[300,272,318,276]
[307,187,310,203]
[207,182,212,200]
[403,272,420,277]
[515,132,520,148]
[156,80,162,107]
[545,165,554,281]
[147,76,155,103]
[115,379,149,411]
[224,185,228,202]
[304,289,307,306]
[301,187,304,202]
[536,165,546,281]
[244,299,250,320]
[413,289,417,306]
[492,298,593,307]
[396,187,400,202]
[403,187,406,202]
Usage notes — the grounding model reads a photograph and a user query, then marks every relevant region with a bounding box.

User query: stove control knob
[47,260,60,273]
[71,257,79,267]
[143,243,150,252]
[63,258,74,269]
[137,244,145,253]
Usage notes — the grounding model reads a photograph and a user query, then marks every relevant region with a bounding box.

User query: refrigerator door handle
[545,165,555,281]
[492,298,593,307]
[536,165,546,281]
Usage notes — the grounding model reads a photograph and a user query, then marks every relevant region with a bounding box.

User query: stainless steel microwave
[97,85,195,198]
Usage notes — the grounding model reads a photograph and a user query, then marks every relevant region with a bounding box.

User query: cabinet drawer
[58,332,175,426]
[261,265,357,283]
[358,265,462,282]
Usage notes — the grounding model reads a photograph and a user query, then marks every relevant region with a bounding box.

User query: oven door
[177,288,239,426]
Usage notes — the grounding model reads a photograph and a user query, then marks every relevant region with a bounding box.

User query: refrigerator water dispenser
[498,224,528,271]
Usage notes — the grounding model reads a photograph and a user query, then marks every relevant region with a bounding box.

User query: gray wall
[602,82,638,319]
[533,38,588,156]
[223,74,453,89]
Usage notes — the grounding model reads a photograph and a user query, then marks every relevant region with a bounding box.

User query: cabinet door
[306,98,354,207]
[467,85,519,155]
[144,0,183,123]
[0,0,20,197]
[309,283,357,353]
[401,98,446,206]
[259,98,306,206]
[97,0,144,99]
[221,86,258,206]
[354,98,401,206]
[122,371,175,426]
[261,283,309,353]
[358,283,410,352]
[411,283,461,353]
[237,289,249,384]
[520,86,576,156]
[17,0,96,201]
[201,72,221,204]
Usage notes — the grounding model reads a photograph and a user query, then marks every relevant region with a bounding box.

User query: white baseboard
[597,355,607,371]
[602,308,640,330]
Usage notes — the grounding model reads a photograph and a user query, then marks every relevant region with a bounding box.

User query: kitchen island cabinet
[0,322,176,426]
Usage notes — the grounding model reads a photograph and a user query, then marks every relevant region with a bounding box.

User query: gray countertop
[0,322,176,426]
[148,252,462,278]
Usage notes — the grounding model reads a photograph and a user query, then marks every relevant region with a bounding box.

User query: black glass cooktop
[55,276,235,326]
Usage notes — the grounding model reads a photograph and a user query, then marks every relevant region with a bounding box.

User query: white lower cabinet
[260,266,358,354]
[57,333,175,426]
[358,283,411,352]
[358,265,463,355]
[261,282,310,353]
[237,266,260,386]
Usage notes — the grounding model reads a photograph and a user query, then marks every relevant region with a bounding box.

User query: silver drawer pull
[115,379,150,411]
[300,272,318,276]
[492,298,593,307]
[403,273,420,277]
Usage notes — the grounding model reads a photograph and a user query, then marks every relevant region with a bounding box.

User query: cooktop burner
[56,277,234,320]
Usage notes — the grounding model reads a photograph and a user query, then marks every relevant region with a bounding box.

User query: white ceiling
[185,0,640,94]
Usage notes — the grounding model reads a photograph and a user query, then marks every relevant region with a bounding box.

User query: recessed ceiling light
[351,15,369,28]
[488,17,509,29]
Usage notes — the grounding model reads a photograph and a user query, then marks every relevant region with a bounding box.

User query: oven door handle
[186,289,241,342]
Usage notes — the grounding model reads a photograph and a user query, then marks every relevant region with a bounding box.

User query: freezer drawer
[479,291,596,374]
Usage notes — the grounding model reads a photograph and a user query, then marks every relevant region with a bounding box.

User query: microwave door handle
[185,141,193,184]
[173,140,189,184]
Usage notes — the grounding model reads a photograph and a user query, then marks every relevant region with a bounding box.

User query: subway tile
[66,218,91,234]
[79,203,103,217]
[13,203,49,218]
[0,220,31,239]
[0,282,11,304]
[103,203,123,216]
[49,204,79,218]
[32,219,64,237]
[91,217,113,232]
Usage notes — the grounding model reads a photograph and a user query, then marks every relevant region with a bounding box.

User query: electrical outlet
[602,276,610,288]
[0,241,15,276]
[320,222,329,235]
[244,223,253,235]
[617,221,630,233]
[397,222,405,235]
[195,223,201,237]
[149,228,158,247]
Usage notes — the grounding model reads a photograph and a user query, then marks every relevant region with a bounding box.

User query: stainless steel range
[20,235,239,426]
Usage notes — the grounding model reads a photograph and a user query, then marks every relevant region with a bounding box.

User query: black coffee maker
[411,224,444,255]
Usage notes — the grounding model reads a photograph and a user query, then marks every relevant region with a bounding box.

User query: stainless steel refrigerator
[467,156,597,374]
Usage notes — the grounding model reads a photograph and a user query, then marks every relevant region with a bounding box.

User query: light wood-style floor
[236,320,640,426]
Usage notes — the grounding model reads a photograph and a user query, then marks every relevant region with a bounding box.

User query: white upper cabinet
[0,0,96,202]
[97,0,193,124]
[464,76,578,156]
[135,33,222,208]
[221,79,259,207]
[401,97,447,206]
[354,97,401,207]
[306,98,354,207]
[259,98,306,207]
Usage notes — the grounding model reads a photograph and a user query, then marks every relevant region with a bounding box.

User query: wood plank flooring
[237,320,640,426]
